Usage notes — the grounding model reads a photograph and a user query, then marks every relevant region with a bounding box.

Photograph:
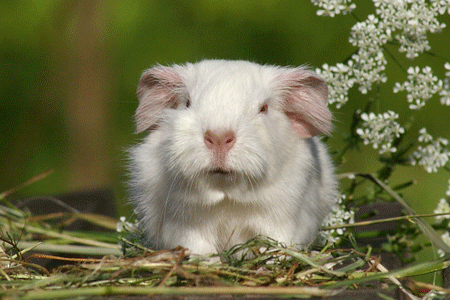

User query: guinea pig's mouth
[208,168,233,175]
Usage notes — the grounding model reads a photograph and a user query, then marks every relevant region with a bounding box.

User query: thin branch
[339,172,450,253]
[0,170,54,200]
[322,212,450,230]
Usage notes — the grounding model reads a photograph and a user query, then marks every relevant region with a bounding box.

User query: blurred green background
[1,0,450,270]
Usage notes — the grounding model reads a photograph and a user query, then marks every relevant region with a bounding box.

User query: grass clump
[1,173,450,299]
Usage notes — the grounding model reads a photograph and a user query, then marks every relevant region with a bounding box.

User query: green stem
[14,221,120,249]
[339,173,450,253]
[13,242,122,256]
[16,286,334,300]
[321,212,450,230]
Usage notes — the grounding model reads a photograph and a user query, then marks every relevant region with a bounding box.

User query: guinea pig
[128,59,338,255]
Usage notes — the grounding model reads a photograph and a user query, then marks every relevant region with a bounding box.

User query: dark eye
[185,99,191,108]
[259,104,268,114]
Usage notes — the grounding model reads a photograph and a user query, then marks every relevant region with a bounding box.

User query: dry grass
[1,172,450,299]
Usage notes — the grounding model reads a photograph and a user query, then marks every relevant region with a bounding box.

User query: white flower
[320,194,355,245]
[394,66,443,110]
[418,127,433,143]
[311,0,356,17]
[434,198,450,223]
[439,62,450,105]
[438,230,450,257]
[445,62,450,76]
[434,0,450,15]
[435,177,450,256]
[447,179,450,197]
[116,222,123,233]
[356,111,405,154]
[411,128,450,173]
[440,88,450,106]
[316,63,355,108]
[439,231,450,257]
[116,216,139,234]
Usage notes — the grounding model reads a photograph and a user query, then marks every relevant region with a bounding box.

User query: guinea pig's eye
[185,99,191,108]
[259,104,268,114]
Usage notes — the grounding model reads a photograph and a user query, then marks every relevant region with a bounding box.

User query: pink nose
[204,130,236,154]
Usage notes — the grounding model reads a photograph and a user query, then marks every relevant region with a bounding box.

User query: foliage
[310,0,450,263]
[0,195,450,299]
[1,172,450,298]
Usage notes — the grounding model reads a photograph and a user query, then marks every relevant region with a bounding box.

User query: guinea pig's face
[135,60,331,188]
[160,61,289,186]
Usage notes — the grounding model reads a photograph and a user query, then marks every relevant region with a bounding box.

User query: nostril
[204,136,213,146]
[204,131,216,150]
[223,133,236,149]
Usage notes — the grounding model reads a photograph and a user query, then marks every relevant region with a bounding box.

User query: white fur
[128,60,338,254]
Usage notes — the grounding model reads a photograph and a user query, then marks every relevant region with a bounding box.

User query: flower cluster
[433,180,450,257]
[411,128,450,173]
[434,198,450,223]
[320,194,355,245]
[374,0,447,59]
[116,216,139,234]
[311,0,450,165]
[348,14,389,94]
[438,232,450,257]
[311,0,450,256]
[439,62,450,106]
[315,63,355,108]
[310,0,356,17]
[356,111,405,154]
[313,0,450,107]
[394,66,443,110]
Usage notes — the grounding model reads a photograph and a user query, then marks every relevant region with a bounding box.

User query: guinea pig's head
[135,60,331,188]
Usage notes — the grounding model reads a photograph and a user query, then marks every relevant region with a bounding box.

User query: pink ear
[135,65,185,133]
[277,68,332,138]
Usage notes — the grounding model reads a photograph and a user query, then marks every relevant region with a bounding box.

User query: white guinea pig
[128,60,338,254]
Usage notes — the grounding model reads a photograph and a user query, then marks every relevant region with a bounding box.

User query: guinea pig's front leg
[162,223,217,255]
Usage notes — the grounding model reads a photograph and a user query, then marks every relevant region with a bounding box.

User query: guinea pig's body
[128,60,337,254]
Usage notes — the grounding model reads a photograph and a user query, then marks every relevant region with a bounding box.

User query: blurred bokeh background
[1,0,449,254]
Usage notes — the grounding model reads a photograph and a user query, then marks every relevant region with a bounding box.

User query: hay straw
[0,172,449,299]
